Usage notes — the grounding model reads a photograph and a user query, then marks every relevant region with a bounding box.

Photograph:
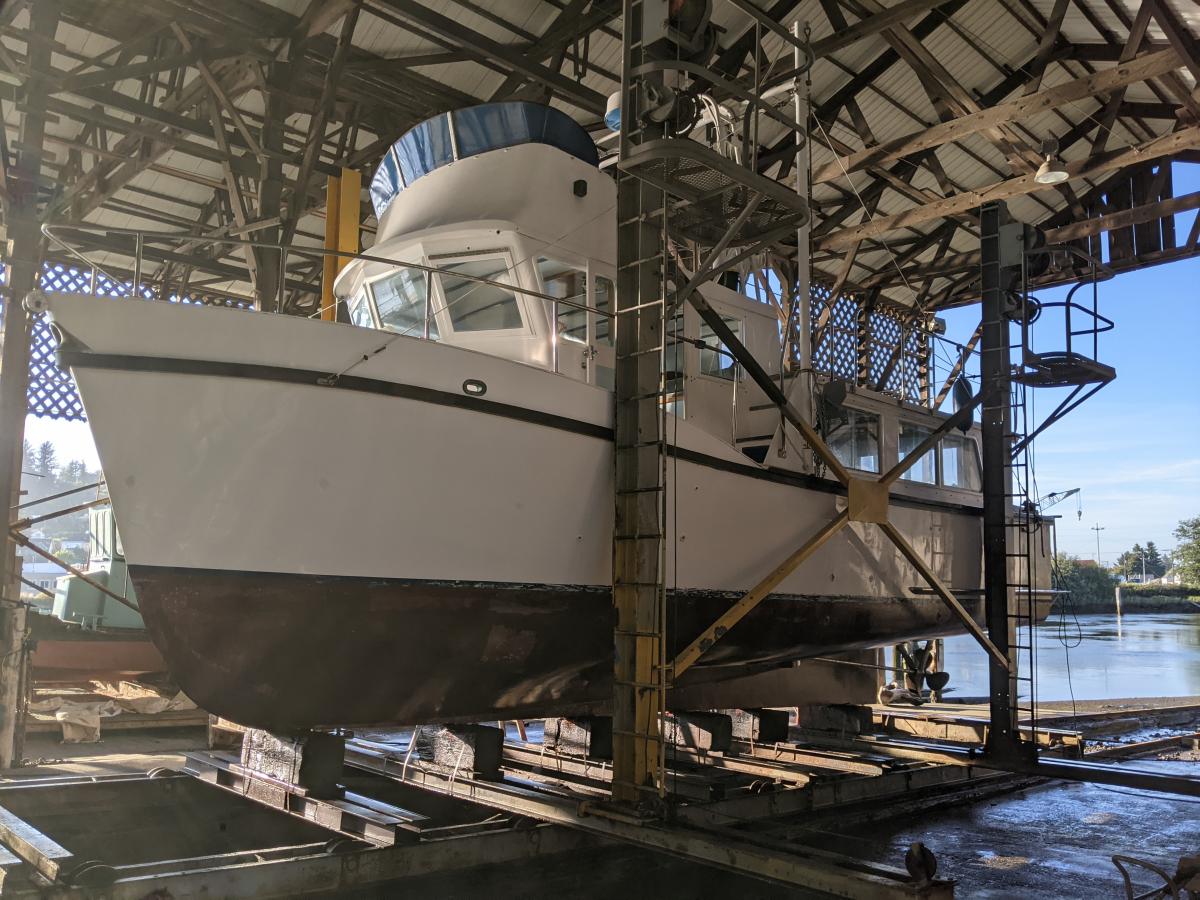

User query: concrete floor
[8,726,1197,898]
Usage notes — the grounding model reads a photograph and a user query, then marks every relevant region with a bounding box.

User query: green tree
[1144,541,1167,579]
[1112,543,1144,580]
[1173,517,1200,585]
[35,441,57,478]
[1056,553,1116,606]
[63,459,87,484]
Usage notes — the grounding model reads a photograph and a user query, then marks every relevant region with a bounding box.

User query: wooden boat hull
[131,565,984,731]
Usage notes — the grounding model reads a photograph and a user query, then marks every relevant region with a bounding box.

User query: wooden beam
[819,127,1200,250]
[813,49,1182,185]
[1090,2,1153,157]
[1147,0,1200,84]
[809,0,961,59]
[373,0,607,115]
[283,3,360,244]
[1022,0,1070,95]
[1043,190,1200,244]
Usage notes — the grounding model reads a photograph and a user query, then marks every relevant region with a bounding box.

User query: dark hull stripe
[60,348,982,517]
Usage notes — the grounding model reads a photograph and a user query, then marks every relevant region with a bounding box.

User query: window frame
[697,313,744,382]
[897,419,939,485]
[939,432,982,492]
[429,249,530,336]
[827,406,881,475]
[363,267,438,338]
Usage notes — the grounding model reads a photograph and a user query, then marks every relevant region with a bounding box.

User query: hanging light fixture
[1034,138,1069,185]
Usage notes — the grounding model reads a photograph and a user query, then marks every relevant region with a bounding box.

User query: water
[941,612,1200,702]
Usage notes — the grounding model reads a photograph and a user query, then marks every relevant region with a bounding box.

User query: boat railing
[38,222,617,377]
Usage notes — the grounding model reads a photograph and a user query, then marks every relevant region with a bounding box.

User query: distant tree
[1143,541,1167,579]
[35,441,57,478]
[63,459,87,484]
[1173,517,1200,585]
[1056,553,1116,605]
[1113,543,1145,580]
[21,440,36,474]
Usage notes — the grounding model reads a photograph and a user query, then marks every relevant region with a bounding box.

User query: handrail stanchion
[132,232,143,298]
[277,246,286,313]
[551,299,559,374]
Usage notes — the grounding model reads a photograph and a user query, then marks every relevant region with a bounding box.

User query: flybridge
[368,102,601,220]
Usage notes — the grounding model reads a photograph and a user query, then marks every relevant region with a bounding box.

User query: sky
[23,165,1200,566]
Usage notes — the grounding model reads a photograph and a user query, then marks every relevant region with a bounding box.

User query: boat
[41,102,1052,732]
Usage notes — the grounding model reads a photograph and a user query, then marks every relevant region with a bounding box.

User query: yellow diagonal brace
[672,509,850,679]
[878,520,1009,670]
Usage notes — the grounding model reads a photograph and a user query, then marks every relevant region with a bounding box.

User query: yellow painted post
[320,167,361,321]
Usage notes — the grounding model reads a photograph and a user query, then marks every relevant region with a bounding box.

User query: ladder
[610,0,669,806]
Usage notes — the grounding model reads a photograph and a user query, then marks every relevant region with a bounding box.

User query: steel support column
[978,201,1024,759]
[0,0,58,769]
[611,0,666,804]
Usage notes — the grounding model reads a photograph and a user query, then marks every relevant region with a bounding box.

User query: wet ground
[807,759,1200,899]
[943,612,1200,702]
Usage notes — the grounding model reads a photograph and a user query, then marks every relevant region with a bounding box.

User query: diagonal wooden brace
[878,520,1009,671]
[672,509,850,678]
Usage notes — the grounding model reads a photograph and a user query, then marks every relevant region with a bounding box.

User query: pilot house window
[370,268,438,338]
[899,421,937,484]
[699,315,741,380]
[827,408,880,473]
[435,256,523,332]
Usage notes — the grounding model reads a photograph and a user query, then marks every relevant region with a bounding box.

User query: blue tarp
[369,102,598,218]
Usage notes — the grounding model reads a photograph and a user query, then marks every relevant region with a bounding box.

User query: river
[940,611,1200,702]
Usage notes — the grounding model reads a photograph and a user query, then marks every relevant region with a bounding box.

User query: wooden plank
[819,127,1200,250]
[813,48,1182,184]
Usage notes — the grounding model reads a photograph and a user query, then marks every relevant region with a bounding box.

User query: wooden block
[240,729,344,798]
[543,717,613,760]
[663,712,732,752]
[723,708,790,743]
[413,724,503,780]
[796,704,873,735]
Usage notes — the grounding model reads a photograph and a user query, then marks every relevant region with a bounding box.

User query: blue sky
[25,166,1200,565]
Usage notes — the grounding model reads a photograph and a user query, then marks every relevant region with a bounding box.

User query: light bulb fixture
[604,91,622,132]
[1034,138,1068,185]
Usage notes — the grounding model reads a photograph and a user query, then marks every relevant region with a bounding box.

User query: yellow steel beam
[320,167,361,321]
[878,520,1009,669]
[672,509,850,679]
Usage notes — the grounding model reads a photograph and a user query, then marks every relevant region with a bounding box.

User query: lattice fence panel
[807,280,928,405]
[809,281,858,384]
[3,261,253,422]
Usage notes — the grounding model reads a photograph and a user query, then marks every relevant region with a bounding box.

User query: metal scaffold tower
[610,0,669,805]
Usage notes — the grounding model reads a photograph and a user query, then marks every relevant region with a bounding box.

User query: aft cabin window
[828,409,880,474]
[942,435,981,491]
[537,257,588,344]
[699,315,742,380]
[434,255,523,333]
[899,421,937,484]
[370,267,439,339]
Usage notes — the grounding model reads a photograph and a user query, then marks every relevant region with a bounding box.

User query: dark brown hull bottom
[130,565,984,732]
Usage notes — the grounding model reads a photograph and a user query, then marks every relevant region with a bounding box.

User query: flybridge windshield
[369,102,600,218]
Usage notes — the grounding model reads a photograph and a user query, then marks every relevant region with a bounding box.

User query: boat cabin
[335,102,982,503]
